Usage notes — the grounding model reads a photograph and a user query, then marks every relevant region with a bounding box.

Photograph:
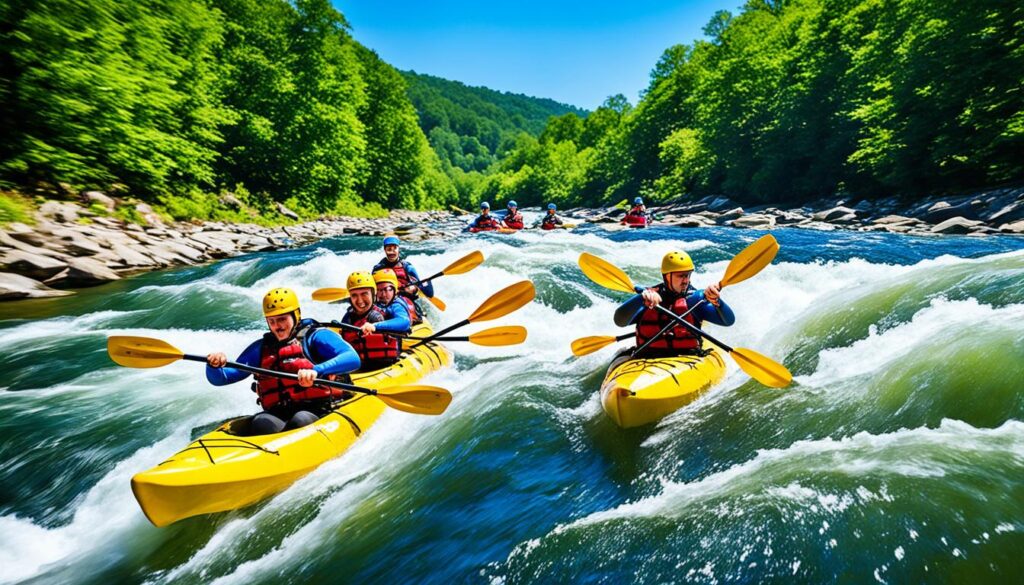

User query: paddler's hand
[641,288,662,308]
[296,368,317,387]
[704,283,722,307]
[403,284,419,297]
[360,322,377,335]
[207,352,227,368]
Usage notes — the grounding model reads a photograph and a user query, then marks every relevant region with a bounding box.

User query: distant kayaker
[373,268,414,332]
[502,200,524,230]
[626,251,735,357]
[627,197,647,220]
[205,287,361,435]
[470,201,501,230]
[340,271,405,371]
[540,203,564,230]
[373,234,432,322]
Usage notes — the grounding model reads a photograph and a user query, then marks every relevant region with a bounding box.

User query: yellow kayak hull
[600,349,727,428]
[131,322,451,527]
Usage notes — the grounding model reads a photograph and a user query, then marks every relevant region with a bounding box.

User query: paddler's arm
[308,329,361,376]
[613,285,649,327]
[688,288,735,326]
[205,339,262,385]
[373,301,412,334]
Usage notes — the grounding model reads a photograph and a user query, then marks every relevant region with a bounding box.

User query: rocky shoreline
[2,187,1022,301]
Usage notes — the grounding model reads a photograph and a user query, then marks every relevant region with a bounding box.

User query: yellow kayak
[600,348,726,428]
[131,322,451,527]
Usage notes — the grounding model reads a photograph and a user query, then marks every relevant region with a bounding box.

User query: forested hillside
[402,71,586,174]
[1,0,456,219]
[481,0,1024,207]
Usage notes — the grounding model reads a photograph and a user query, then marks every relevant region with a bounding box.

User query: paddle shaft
[186,354,381,396]
[328,320,451,341]
[409,318,469,349]
[654,305,734,352]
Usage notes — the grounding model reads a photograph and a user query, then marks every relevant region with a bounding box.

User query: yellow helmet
[346,271,376,292]
[661,251,695,274]
[262,287,300,319]
[372,268,399,290]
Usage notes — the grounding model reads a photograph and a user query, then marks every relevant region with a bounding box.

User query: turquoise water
[1,222,1023,584]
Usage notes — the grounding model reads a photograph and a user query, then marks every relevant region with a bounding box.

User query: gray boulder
[930,216,983,234]
[729,214,776,229]
[277,202,299,220]
[45,257,121,287]
[812,206,859,222]
[83,191,116,211]
[0,249,69,279]
[0,272,74,300]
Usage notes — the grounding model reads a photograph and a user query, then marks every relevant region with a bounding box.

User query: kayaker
[373,268,414,332]
[340,271,405,371]
[627,251,735,357]
[470,202,502,230]
[540,203,564,230]
[205,287,361,435]
[373,234,433,321]
[627,197,647,220]
[502,200,524,230]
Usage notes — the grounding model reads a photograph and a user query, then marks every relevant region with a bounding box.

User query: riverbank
[2,186,1022,300]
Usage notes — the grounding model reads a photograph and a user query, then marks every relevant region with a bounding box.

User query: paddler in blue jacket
[373,235,431,324]
[372,268,413,334]
[339,271,409,372]
[621,251,735,357]
[206,287,361,435]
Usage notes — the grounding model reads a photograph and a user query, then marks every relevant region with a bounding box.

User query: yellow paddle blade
[578,252,636,294]
[468,280,535,322]
[312,287,349,302]
[468,326,527,346]
[441,250,484,275]
[730,347,793,388]
[721,234,780,288]
[375,385,452,415]
[107,336,184,368]
[425,294,447,311]
[570,335,620,357]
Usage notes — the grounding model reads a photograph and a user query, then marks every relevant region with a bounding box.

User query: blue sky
[335,1,739,110]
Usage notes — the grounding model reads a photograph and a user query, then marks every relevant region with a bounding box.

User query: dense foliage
[2,0,1020,218]
[0,0,455,218]
[402,71,586,174]
[483,0,1024,207]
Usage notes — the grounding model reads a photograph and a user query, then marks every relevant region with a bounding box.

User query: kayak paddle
[327,321,527,347]
[409,280,535,349]
[573,237,791,387]
[107,336,452,415]
[570,333,633,357]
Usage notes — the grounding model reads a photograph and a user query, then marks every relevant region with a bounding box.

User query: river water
[1,220,1022,584]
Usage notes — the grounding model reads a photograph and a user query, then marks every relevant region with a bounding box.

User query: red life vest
[504,211,524,229]
[253,325,342,410]
[341,308,400,362]
[635,286,701,352]
[629,205,646,217]
[375,258,422,321]
[400,296,418,322]
[474,215,501,230]
[378,259,411,288]
[541,214,561,228]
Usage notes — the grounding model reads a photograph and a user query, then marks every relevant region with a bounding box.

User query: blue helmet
[382,235,400,247]
[634,197,643,205]
[507,200,518,208]
[547,203,557,210]
[480,201,490,209]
